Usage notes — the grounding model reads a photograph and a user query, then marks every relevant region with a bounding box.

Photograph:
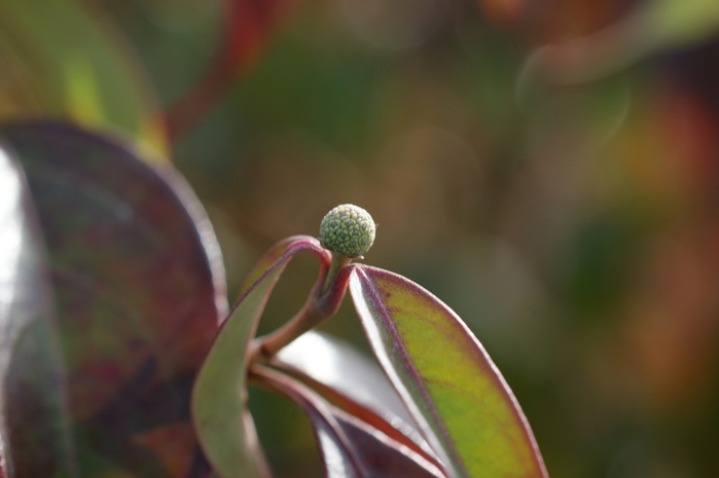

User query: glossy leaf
[193,235,329,478]
[252,365,445,478]
[0,121,226,476]
[0,144,74,476]
[0,0,166,154]
[349,265,548,478]
[274,331,442,469]
[275,331,415,425]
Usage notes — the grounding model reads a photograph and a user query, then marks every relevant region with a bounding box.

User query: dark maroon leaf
[0,143,75,477]
[0,121,227,476]
[251,365,445,478]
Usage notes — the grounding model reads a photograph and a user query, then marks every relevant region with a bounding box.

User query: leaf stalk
[250,254,352,362]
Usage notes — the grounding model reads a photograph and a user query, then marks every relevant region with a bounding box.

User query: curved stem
[250,296,322,361]
[250,255,353,362]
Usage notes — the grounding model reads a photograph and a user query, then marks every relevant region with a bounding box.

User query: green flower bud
[319,204,376,258]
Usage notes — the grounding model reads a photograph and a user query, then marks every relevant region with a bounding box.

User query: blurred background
[2,0,719,476]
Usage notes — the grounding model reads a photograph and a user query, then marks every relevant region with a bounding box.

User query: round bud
[319,204,376,258]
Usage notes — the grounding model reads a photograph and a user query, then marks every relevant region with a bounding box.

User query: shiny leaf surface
[274,331,442,469]
[0,144,74,477]
[0,121,226,476]
[349,265,548,478]
[275,331,415,425]
[252,365,445,478]
[193,235,328,478]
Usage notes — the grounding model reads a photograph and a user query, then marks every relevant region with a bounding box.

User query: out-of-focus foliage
[0,0,166,155]
[3,0,719,476]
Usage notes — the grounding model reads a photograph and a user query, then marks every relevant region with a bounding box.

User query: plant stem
[250,253,352,361]
[251,298,322,361]
[321,253,351,295]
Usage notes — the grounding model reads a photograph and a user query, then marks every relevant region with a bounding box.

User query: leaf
[164,0,297,139]
[0,121,226,476]
[349,265,548,478]
[193,235,329,478]
[0,0,166,154]
[0,143,75,476]
[275,331,415,426]
[251,365,446,478]
[274,331,442,469]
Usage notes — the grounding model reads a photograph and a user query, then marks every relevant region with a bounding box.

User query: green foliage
[350,266,546,477]
[3,1,719,476]
[0,0,165,153]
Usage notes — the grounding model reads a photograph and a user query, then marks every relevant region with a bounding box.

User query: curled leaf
[193,235,329,478]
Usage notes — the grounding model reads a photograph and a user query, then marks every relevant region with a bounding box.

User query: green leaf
[193,235,329,478]
[349,265,548,478]
[0,143,74,476]
[1,121,226,475]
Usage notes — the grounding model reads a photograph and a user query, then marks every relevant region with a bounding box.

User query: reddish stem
[250,256,352,361]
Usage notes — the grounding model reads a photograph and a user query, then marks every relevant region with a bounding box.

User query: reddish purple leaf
[251,365,446,478]
[0,121,227,476]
